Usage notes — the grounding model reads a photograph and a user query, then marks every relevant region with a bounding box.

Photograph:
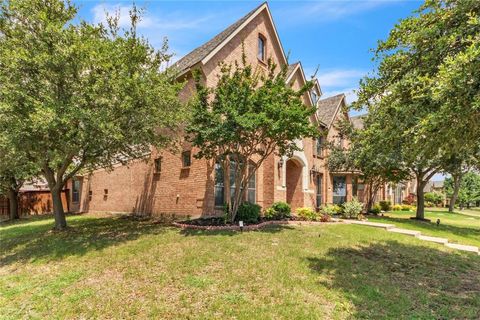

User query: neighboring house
[69,3,387,217]
[350,114,421,206]
[0,179,69,219]
[424,180,448,207]
[424,180,445,193]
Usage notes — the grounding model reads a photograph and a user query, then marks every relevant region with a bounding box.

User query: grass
[1,213,479,319]
[368,209,480,247]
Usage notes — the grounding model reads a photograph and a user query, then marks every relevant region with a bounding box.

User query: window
[333,176,347,204]
[214,162,224,207]
[316,136,324,156]
[352,176,358,197]
[258,34,266,61]
[72,179,80,203]
[316,174,322,208]
[247,163,256,204]
[214,158,256,207]
[182,151,191,167]
[154,157,162,173]
[311,90,318,105]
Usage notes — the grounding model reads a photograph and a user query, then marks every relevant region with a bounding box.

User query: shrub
[322,204,342,216]
[425,192,445,206]
[263,207,276,220]
[392,204,403,211]
[319,214,331,222]
[264,201,291,220]
[401,204,413,211]
[379,200,392,212]
[402,194,416,205]
[425,201,434,208]
[296,207,317,221]
[370,204,381,215]
[343,197,363,219]
[236,202,261,223]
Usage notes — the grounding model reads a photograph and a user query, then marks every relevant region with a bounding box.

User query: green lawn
[368,209,480,247]
[1,214,479,319]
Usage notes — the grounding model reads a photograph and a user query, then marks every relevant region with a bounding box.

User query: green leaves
[187,56,317,220]
[188,59,317,162]
[0,0,185,226]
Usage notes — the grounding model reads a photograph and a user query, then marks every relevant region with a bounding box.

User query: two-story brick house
[71,2,384,217]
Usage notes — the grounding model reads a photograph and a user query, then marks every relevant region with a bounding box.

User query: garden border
[172,219,340,231]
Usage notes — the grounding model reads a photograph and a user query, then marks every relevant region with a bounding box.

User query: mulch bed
[173,217,339,231]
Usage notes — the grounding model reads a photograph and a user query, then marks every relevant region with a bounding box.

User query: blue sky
[75,0,422,109]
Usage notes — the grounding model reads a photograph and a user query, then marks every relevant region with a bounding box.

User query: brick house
[71,2,386,217]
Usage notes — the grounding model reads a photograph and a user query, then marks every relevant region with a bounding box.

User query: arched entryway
[286,158,304,210]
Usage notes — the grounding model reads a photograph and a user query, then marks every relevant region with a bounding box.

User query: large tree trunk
[415,178,426,220]
[51,186,67,230]
[365,182,374,213]
[7,187,19,220]
[448,173,462,212]
[43,166,68,230]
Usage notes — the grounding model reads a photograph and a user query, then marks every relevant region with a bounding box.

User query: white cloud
[92,4,153,28]
[92,4,212,30]
[317,69,365,87]
[278,0,398,23]
[322,87,358,105]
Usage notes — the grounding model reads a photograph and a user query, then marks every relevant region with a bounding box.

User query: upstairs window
[258,34,266,62]
[311,90,318,105]
[182,151,191,167]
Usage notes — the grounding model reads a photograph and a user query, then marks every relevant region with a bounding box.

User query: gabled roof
[317,94,345,128]
[350,114,366,130]
[286,62,300,81]
[174,2,287,75]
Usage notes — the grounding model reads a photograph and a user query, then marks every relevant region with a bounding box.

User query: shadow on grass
[372,216,480,243]
[179,224,296,237]
[306,241,480,319]
[0,215,170,266]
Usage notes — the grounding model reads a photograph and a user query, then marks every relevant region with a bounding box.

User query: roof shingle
[173,2,266,74]
[316,94,345,127]
[350,114,366,130]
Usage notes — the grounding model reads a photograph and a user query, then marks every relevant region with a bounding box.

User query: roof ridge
[173,2,267,74]
[320,93,345,100]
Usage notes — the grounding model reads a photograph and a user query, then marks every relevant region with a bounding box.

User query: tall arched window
[247,162,256,203]
[258,34,266,62]
[214,159,256,207]
[214,162,224,207]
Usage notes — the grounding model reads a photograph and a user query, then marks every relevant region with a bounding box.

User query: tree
[0,0,185,229]
[327,117,407,213]
[187,56,317,222]
[445,172,480,209]
[353,0,480,220]
[424,191,444,207]
[440,150,479,212]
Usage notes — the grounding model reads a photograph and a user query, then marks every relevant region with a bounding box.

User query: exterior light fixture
[239,220,244,232]
[278,159,284,170]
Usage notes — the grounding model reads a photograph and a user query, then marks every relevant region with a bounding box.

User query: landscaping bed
[173,216,336,231]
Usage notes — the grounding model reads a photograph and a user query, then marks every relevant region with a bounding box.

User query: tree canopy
[445,171,480,208]
[187,56,318,221]
[0,0,185,229]
[353,0,480,219]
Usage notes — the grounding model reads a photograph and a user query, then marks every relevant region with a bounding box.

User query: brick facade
[72,3,386,217]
